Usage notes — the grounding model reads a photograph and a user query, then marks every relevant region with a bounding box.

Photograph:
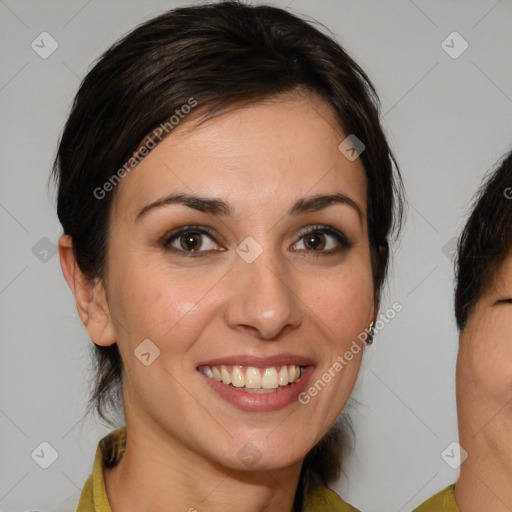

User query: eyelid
[294,224,354,250]
[162,225,223,255]
[162,225,217,245]
[161,223,353,256]
[495,298,512,304]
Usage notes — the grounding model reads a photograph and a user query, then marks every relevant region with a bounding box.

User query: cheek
[122,279,207,344]
[462,327,512,405]
[107,254,201,344]
[303,261,374,342]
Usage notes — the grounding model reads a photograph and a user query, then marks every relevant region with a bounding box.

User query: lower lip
[198,366,315,412]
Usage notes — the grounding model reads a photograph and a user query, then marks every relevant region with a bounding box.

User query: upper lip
[196,353,316,368]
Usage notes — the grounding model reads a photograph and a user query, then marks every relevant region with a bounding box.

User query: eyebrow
[136,192,363,221]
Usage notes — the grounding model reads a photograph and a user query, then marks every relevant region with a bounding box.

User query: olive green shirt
[76,427,359,512]
[413,484,459,512]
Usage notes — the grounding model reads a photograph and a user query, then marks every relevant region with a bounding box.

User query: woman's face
[457,253,512,443]
[97,93,376,470]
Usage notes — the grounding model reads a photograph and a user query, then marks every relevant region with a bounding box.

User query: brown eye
[303,232,327,251]
[163,226,223,257]
[293,225,354,255]
[179,232,203,251]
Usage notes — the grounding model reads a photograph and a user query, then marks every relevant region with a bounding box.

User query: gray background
[1,0,511,510]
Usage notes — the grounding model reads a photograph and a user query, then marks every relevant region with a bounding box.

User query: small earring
[367,321,375,344]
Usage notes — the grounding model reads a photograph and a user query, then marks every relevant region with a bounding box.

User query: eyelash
[161,224,354,258]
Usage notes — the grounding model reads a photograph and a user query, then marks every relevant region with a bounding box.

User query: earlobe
[366,297,379,345]
[58,234,117,347]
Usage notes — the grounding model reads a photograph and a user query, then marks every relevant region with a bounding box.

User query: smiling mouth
[198,364,306,393]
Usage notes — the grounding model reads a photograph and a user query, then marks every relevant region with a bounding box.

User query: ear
[58,234,117,347]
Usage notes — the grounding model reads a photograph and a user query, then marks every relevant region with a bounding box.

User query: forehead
[464,254,512,330]
[112,94,368,220]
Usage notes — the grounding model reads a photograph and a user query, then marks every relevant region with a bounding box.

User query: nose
[223,246,303,340]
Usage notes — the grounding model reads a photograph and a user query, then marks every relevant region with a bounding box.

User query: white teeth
[245,367,262,388]
[212,366,222,382]
[262,367,278,388]
[278,366,289,386]
[231,366,245,388]
[288,364,296,382]
[199,364,303,389]
[202,366,214,379]
[221,365,231,385]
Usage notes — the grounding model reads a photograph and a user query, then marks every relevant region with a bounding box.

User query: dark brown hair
[51,1,404,508]
[455,151,512,331]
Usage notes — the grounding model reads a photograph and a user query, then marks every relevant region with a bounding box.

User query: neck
[456,404,512,511]
[104,413,302,512]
